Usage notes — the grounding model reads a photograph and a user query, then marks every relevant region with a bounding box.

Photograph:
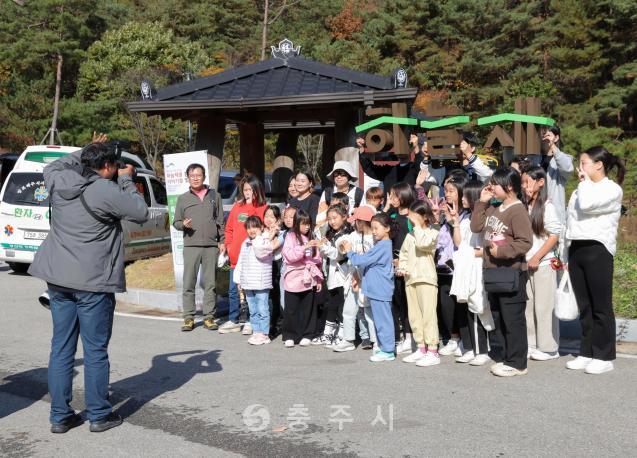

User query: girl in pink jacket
[281,209,323,348]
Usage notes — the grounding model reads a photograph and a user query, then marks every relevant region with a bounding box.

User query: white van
[0,145,171,273]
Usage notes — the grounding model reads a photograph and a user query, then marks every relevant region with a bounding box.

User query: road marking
[115,311,187,322]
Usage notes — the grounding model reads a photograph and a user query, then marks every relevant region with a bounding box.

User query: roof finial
[271,38,301,59]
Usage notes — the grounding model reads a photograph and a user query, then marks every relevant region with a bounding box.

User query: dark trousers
[437,275,472,350]
[569,240,616,361]
[488,270,528,370]
[269,261,283,336]
[48,288,115,423]
[467,310,489,355]
[283,288,318,343]
[392,276,411,339]
[325,287,344,324]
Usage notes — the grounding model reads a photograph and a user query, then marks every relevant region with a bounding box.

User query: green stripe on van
[1,243,39,252]
[24,152,68,163]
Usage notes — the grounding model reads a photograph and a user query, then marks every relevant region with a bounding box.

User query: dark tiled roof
[156,57,394,102]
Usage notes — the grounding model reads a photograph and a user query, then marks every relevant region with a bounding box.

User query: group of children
[231,145,625,377]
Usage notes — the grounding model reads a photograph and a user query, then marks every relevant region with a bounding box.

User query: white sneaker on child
[439,339,459,356]
[299,338,311,347]
[241,323,253,335]
[530,350,560,361]
[469,354,491,366]
[332,340,356,352]
[584,359,614,375]
[284,339,295,348]
[455,351,475,363]
[402,350,425,363]
[415,352,440,367]
[566,356,592,370]
[396,339,413,354]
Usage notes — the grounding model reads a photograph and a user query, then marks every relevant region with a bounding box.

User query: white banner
[163,151,210,290]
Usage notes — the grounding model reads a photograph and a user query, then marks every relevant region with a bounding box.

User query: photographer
[29,135,149,434]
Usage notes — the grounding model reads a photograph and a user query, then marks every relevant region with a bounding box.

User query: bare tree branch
[268,0,300,25]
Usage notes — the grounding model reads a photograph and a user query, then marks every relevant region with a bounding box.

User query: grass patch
[125,252,230,295]
[614,241,637,319]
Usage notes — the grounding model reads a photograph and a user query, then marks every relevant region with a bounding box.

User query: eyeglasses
[332,170,349,178]
[188,174,204,179]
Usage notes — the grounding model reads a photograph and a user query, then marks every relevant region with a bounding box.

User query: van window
[218,175,236,199]
[2,172,49,207]
[149,177,167,205]
[134,177,151,206]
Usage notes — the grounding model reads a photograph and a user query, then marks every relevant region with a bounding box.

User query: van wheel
[7,262,29,274]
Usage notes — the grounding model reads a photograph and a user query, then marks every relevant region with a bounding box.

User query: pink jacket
[282,232,323,292]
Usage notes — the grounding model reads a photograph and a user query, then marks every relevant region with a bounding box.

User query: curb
[116,287,229,315]
[118,288,637,343]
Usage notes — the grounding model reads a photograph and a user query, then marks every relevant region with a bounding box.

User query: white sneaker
[402,350,426,363]
[242,323,253,335]
[566,356,592,370]
[530,350,560,361]
[527,347,536,359]
[492,364,528,377]
[396,339,413,354]
[328,336,342,349]
[415,351,440,367]
[284,339,295,348]
[332,340,356,352]
[584,359,614,375]
[439,339,459,356]
[455,351,475,363]
[490,362,504,373]
[311,334,333,346]
[469,354,491,366]
[218,321,241,334]
[299,338,311,347]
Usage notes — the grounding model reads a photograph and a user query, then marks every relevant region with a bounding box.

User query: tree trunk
[49,52,63,145]
[260,0,269,61]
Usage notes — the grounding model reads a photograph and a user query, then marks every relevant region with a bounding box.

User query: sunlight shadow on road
[109,350,222,419]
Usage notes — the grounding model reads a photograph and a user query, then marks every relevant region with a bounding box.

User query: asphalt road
[1,262,636,457]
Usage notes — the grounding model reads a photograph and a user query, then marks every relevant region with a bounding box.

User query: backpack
[324,185,363,208]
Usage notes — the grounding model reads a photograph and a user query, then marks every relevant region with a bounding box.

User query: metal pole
[185,72,193,151]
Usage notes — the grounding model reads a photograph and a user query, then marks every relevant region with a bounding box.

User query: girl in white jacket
[564,146,624,375]
[315,205,354,347]
[234,216,280,345]
[450,180,494,366]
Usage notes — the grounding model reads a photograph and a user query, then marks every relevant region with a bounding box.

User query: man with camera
[29,135,149,434]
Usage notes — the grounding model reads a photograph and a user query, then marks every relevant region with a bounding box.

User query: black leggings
[283,288,319,343]
[437,275,471,350]
[269,260,282,335]
[325,287,344,324]
[392,276,411,339]
[569,240,616,361]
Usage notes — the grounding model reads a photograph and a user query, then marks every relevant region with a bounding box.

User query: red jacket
[225,202,268,267]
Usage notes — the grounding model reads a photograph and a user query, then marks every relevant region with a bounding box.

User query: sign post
[163,150,209,290]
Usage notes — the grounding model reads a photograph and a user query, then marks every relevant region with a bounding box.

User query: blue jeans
[48,288,115,423]
[228,268,240,322]
[245,289,270,334]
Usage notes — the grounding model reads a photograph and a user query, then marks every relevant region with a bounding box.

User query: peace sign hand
[445,201,459,225]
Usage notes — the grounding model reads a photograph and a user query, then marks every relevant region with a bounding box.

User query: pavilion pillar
[194,117,225,189]
[239,122,265,182]
[334,108,358,151]
[321,131,335,184]
[272,131,298,201]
